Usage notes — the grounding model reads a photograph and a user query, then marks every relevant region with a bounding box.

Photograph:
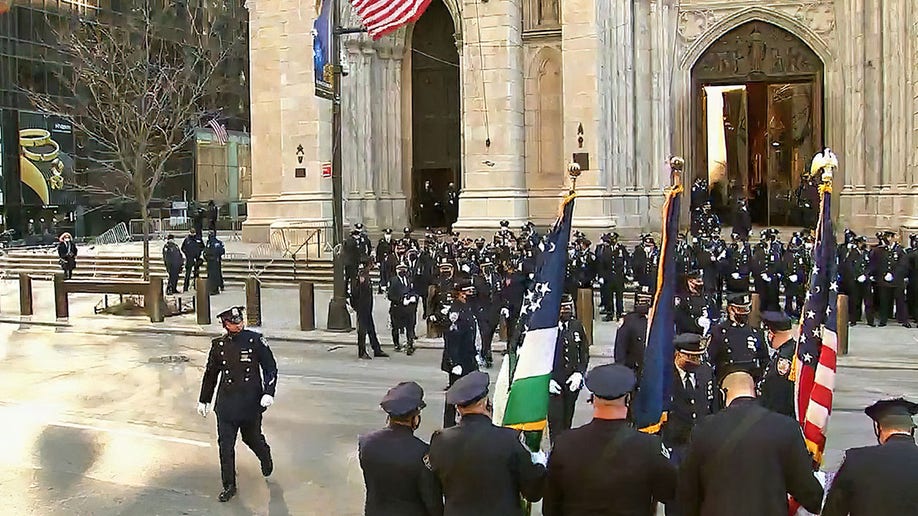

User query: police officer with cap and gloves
[198,306,278,502]
[706,290,769,384]
[427,371,547,516]
[544,364,676,516]
[823,397,918,516]
[615,286,654,383]
[359,382,443,516]
[547,294,590,444]
[440,280,480,427]
[758,311,796,417]
[662,334,718,469]
[677,358,824,516]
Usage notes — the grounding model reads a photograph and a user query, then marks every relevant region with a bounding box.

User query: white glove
[697,316,711,334]
[731,272,741,280]
[549,379,562,395]
[789,274,798,283]
[566,372,583,392]
[531,450,548,466]
[598,277,604,285]
[411,296,419,304]
[451,365,463,375]
[814,470,828,489]
[761,273,771,282]
[500,307,510,319]
[402,298,411,306]
[461,264,471,273]
[885,273,894,282]
[428,315,437,322]
[528,273,535,280]
[857,275,866,283]
[260,395,274,408]
[197,402,209,417]
[476,355,485,368]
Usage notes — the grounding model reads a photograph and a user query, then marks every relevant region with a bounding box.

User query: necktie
[684,372,695,393]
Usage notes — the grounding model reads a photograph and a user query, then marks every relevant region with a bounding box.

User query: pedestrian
[676,360,824,516]
[822,397,918,516]
[547,294,589,445]
[388,262,420,355]
[181,229,204,292]
[427,371,547,515]
[661,334,717,470]
[197,306,277,503]
[57,232,77,279]
[350,260,389,360]
[206,200,218,233]
[614,286,653,383]
[204,231,225,295]
[544,364,675,516]
[162,234,184,294]
[758,311,796,418]
[358,382,443,516]
[440,281,479,428]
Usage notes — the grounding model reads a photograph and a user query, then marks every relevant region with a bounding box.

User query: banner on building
[313,0,334,100]
[17,112,75,207]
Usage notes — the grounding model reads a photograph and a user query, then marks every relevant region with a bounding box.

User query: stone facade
[243,0,918,246]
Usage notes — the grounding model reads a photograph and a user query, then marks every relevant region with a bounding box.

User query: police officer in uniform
[751,230,782,312]
[662,334,717,470]
[841,235,871,325]
[197,306,278,502]
[204,232,225,295]
[615,286,653,383]
[732,197,752,241]
[677,360,824,516]
[375,229,395,293]
[547,294,589,445]
[781,234,808,318]
[674,269,712,336]
[823,398,918,516]
[544,364,676,516]
[597,233,629,322]
[427,372,547,515]
[441,281,480,427]
[351,260,389,359]
[874,230,912,327]
[477,257,504,368]
[758,311,796,418]
[358,382,443,516]
[632,235,660,292]
[706,291,769,384]
[389,262,420,355]
[181,229,204,292]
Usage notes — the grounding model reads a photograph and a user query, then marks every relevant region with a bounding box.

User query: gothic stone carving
[795,2,836,35]
[678,10,716,42]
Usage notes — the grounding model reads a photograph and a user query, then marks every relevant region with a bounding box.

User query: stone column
[453,0,529,236]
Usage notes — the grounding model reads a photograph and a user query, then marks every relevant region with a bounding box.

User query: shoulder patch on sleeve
[423,453,432,471]
[661,442,671,459]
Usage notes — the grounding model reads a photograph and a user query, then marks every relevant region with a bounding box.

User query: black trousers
[783,286,804,319]
[876,285,910,324]
[548,388,581,445]
[216,413,271,489]
[183,259,200,291]
[479,318,498,361]
[754,278,780,312]
[390,306,417,349]
[356,308,383,356]
[166,265,181,293]
[443,373,462,428]
[847,283,866,323]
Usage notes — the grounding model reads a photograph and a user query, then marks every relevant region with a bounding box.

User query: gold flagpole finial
[810,148,838,192]
[567,162,582,194]
[669,156,684,189]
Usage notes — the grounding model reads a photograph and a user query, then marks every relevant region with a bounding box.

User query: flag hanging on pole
[500,194,576,449]
[348,0,434,40]
[632,178,683,432]
[789,149,839,516]
[208,118,228,145]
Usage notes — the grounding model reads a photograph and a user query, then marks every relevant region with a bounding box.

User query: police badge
[777,357,791,376]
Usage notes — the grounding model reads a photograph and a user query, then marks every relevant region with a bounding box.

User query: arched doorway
[692,21,823,227]
[410,0,460,229]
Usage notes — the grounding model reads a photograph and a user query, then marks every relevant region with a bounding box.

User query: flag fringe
[639,412,668,434]
[506,420,547,432]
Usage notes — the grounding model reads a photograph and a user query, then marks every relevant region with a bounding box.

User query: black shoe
[903,323,913,329]
[484,357,493,368]
[602,315,614,322]
[393,345,402,352]
[868,321,877,327]
[219,485,237,502]
[849,321,857,327]
[374,350,390,358]
[261,456,274,477]
[359,353,372,360]
[879,322,887,327]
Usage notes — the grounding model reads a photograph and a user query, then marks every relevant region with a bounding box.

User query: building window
[523,0,560,33]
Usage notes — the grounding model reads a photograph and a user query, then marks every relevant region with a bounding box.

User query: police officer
[181,228,204,292]
[358,382,443,516]
[342,224,365,292]
[615,286,653,383]
[675,268,713,336]
[547,294,589,445]
[751,230,782,312]
[758,311,796,418]
[725,232,752,292]
[596,233,629,322]
[691,200,720,238]
[544,364,676,516]
[875,231,911,327]
[632,235,660,292]
[907,235,918,324]
[690,177,709,214]
[351,260,389,359]
[841,235,871,325]
[162,234,184,295]
[401,226,419,251]
[376,229,395,293]
[441,281,480,427]
[477,257,504,368]
[427,371,547,515]
[389,262,420,355]
[781,234,808,318]
[428,260,457,337]
[823,398,918,516]
[677,361,824,516]
[662,334,717,470]
[732,197,752,241]
[197,306,278,502]
[706,291,769,384]
[204,231,225,295]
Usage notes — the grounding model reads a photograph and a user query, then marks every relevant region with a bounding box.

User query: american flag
[208,118,228,145]
[789,152,838,515]
[348,0,433,40]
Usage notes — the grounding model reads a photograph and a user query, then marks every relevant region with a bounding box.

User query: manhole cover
[149,354,190,364]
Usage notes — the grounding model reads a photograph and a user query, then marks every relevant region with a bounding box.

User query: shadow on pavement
[33,425,101,495]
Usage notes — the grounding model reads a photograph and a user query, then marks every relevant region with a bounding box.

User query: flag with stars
[501,194,576,441]
[792,177,838,477]
[632,183,682,431]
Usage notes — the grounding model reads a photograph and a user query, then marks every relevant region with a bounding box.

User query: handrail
[93,222,131,246]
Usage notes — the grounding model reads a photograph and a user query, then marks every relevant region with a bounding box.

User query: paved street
[0,306,916,514]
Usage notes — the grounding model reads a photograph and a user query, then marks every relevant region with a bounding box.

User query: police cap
[395,261,408,271]
[726,290,752,308]
[403,226,412,234]
[560,293,574,308]
[217,306,245,324]
[761,311,792,331]
[685,268,702,280]
[674,333,707,355]
[380,381,426,416]
[635,285,654,303]
[585,364,636,400]
[865,398,918,428]
[445,371,490,406]
[384,228,392,235]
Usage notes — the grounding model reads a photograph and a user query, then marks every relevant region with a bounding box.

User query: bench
[52,274,165,322]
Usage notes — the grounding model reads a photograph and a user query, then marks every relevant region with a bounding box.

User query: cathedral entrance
[692,21,824,227]
[410,0,460,229]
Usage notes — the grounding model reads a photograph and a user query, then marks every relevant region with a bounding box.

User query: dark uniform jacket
[427,413,546,516]
[162,241,184,270]
[388,274,419,322]
[614,307,649,379]
[631,246,659,289]
[840,246,869,294]
[707,321,769,382]
[181,235,204,261]
[199,329,278,422]
[759,338,796,418]
[823,434,918,516]
[440,302,478,375]
[662,364,717,448]
[544,418,676,516]
[552,319,589,383]
[677,397,824,516]
[359,424,444,516]
[595,243,629,287]
[674,292,709,335]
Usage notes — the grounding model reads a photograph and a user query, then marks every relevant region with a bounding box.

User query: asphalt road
[0,322,916,515]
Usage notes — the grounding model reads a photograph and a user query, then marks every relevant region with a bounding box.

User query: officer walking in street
[477,257,504,368]
[440,281,480,427]
[161,234,184,295]
[181,228,204,292]
[823,397,918,516]
[358,382,443,516]
[544,364,676,516]
[706,291,769,384]
[351,260,389,360]
[547,294,589,445]
[197,306,278,502]
[388,262,420,355]
[427,371,547,516]
[677,360,824,516]
[758,311,796,418]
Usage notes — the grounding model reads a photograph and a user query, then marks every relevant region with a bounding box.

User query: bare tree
[29,1,243,279]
